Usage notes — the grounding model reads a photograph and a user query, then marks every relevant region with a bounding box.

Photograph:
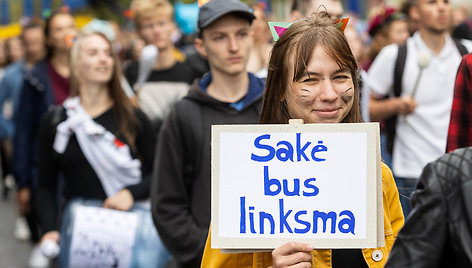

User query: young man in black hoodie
[150,0,265,267]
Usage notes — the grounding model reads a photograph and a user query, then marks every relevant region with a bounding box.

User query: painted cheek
[340,87,354,104]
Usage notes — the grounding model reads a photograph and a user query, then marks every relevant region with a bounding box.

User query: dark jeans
[394,176,418,218]
[380,133,392,169]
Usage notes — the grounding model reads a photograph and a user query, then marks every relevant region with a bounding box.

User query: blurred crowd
[0,0,472,267]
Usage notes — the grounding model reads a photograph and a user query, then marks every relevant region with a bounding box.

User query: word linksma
[251,133,328,162]
[240,197,355,235]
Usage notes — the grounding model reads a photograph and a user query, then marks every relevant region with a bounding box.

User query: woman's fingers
[272,242,313,268]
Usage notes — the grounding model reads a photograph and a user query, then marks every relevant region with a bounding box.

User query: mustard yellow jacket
[201,162,404,268]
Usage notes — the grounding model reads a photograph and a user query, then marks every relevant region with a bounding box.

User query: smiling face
[75,34,114,87]
[284,46,354,124]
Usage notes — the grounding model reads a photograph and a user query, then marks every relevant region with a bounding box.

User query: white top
[368,32,472,178]
[360,70,370,122]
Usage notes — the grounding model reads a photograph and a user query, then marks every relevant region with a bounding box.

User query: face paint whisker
[341,87,353,104]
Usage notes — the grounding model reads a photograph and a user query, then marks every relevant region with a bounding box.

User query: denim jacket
[0,61,26,138]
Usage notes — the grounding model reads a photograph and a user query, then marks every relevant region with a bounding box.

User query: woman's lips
[313,108,340,117]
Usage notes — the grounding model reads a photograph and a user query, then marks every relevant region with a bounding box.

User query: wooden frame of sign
[211,122,383,252]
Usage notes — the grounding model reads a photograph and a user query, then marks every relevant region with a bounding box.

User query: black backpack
[384,39,468,153]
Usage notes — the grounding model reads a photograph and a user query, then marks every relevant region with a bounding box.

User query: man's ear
[409,5,420,21]
[195,37,208,58]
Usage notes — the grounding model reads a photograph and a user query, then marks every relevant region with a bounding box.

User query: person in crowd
[0,38,7,199]
[385,146,472,267]
[399,0,418,36]
[289,0,343,20]
[4,36,24,64]
[151,0,265,266]
[367,0,472,217]
[0,38,6,79]
[344,24,370,122]
[451,5,472,41]
[126,0,203,133]
[363,6,409,71]
[0,22,46,243]
[12,11,77,268]
[447,53,472,152]
[201,12,404,268]
[246,3,272,77]
[36,31,168,267]
[363,6,409,168]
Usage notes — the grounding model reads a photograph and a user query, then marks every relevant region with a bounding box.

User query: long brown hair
[69,32,139,149]
[259,12,362,124]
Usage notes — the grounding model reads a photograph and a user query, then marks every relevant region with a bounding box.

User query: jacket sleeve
[201,226,259,268]
[382,163,404,239]
[0,71,15,138]
[446,54,472,152]
[385,163,447,268]
[151,108,207,266]
[13,77,39,189]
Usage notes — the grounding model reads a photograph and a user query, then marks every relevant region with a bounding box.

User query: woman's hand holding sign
[272,242,314,268]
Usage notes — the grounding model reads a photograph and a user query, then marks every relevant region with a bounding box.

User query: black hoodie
[151,72,265,267]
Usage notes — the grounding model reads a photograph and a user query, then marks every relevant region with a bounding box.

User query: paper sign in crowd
[68,205,138,268]
[211,123,383,250]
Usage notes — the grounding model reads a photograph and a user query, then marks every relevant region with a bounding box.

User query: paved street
[0,185,31,268]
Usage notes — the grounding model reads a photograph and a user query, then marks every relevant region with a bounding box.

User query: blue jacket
[14,61,56,189]
[0,61,26,138]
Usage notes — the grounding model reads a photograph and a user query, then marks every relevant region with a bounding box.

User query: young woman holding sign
[201,12,404,268]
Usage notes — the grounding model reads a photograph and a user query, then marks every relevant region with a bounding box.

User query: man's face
[6,37,24,62]
[411,0,450,34]
[23,27,46,63]
[196,15,253,77]
[307,0,344,18]
[138,14,175,51]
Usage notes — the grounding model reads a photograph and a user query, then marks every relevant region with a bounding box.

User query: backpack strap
[385,44,407,154]
[393,44,407,98]
[453,38,469,57]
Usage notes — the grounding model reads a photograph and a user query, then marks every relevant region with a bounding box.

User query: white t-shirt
[368,32,472,178]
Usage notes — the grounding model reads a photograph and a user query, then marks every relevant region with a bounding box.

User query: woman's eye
[333,75,349,80]
[302,78,317,83]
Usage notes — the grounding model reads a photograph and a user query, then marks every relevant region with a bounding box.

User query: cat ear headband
[268,17,349,42]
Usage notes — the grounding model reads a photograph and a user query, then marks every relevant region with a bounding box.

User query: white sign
[69,205,138,268]
[211,123,382,250]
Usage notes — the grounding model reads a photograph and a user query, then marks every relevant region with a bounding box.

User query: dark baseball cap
[198,0,255,32]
